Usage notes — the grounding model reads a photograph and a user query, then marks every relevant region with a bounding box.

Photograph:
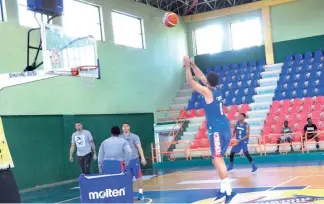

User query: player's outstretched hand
[183,56,190,68]
[93,154,97,161]
[69,156,74,162]
[141,158,147,166]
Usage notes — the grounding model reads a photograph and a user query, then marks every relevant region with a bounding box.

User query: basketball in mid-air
[163,12,179,27]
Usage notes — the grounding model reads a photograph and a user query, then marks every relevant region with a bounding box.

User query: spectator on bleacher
[275,121,294,153]
[302,118,320,149]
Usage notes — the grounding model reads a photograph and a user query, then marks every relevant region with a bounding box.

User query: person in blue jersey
[227,113,258,173]
[184,57,236,203]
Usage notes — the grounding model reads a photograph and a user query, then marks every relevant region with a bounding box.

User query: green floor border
[153,151,324,169]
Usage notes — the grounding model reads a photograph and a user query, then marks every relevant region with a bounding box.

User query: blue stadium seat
[285,55,293,62]
[304,52,313,59]
[293,89,304,98]
[304,89,314,97]
[302,58,311,66]
[246,67,253,73]
[314,50,323,63]
[231,64,239,70]
[213,65,221,72]
[206,67,213,73]
[258,59,266,66]
[223,65,230,71]
[296,82,305,89]
[285,83,294,91]
[240,62,248,68]
[306,72,319,81]
[289,68,298,75]
[294,53,303,61]
[249,79,259,87]
[278,75,287,84]
[283,61,291,69]
[281,68,289,75]
[283,91,293,99]
[274,91,283,100]
[246,88,255,96]
[291,59,301,68]
[229,82,238,90]
[248,60,256,67]
[241,73,250,81]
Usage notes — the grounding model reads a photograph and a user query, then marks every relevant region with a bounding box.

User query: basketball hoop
[74,66,98,88]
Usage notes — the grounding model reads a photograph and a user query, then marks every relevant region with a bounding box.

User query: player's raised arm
[190,59,207,85]
[184,57,210,97]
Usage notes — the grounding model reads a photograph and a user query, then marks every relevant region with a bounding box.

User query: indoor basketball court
[1,0,324,203]
[19,162,324,203]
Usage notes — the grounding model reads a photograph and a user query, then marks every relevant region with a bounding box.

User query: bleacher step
[258,77,279,87]
[170,103,187,109]
[255,85,277,95]
[181,135,196,140]
[253,93,274,103]
[249,101,272,111]
[247,109,268,119]
[264,63,283,70]
[261,70,281,79]
[245,118,265,126]
[183,131,198,136]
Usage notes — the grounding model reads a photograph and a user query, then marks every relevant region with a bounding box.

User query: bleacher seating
[170,50,324,156]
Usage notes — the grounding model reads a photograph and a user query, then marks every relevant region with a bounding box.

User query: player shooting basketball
[183,57,236,203]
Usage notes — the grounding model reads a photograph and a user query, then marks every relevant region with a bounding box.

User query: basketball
[163,12,179,27]
[230,139,238,146]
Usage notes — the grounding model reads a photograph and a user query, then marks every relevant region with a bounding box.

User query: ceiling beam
[203,0,214,10]
[183,0,296,23]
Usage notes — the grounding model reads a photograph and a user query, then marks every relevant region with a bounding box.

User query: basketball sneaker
[213,191,226,203]
[227,163,233,171]
[225,192,237,203]
[137,193,144,200]
[252,163,258,173]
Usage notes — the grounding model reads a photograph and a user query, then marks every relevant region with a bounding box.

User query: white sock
[221,178,232,195]
[139,189,143,194]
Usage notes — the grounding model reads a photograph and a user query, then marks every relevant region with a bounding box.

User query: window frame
[193,25,224,56]
[229,17,263,50]
[0,0,6,22]
[111,10,146,49]
[62,0,105,41]
[17,0,52,28]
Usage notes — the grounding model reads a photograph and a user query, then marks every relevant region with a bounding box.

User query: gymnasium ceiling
[134,0,262,16]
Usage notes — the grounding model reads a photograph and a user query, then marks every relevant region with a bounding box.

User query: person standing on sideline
[227,113,258,173]
[120,123,147,200]
[69,122,97,175]
[98,126,132,174]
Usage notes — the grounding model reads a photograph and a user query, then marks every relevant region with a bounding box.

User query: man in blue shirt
[227,113,258,173]
[184,57,236,203]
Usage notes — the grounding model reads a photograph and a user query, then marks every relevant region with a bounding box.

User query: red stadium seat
[265,115,275,126]
[229,105,238,113]
[269,107,279,115]
[190,140,200,149]
[287,114,298,123]
[276,114,287,123]
[292,98,303,107]
[196,109,205,117]
[196,130,207,139]
[298,112,309,121]
[239,104,250,113]
[271,101,281,109]
[186,109,197,118]
[223,107,228,114]
[273,124,283,134]
[315,96,324,104]
[313,104,323,112]
[279,107,290,115]
[289,106,301,114]
[311,111,322,121]
[281,99,291,108]
[303,98,314,106]
[300,105,312,113]
[200,120,207,131]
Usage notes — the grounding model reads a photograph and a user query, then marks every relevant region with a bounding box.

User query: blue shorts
[231,142,249,153]
[207,117,232,158]
[126,158,142,179]
[102,160,125,175]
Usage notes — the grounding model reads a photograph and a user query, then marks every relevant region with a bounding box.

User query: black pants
[0,169,21,203]
[77,152,92,174]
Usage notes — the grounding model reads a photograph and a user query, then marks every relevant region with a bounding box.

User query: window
[0,0,5,21]
[63,0,103,41]
[230,18,262,50]
[194,25,223,55]
[111,11,145,49]
[17,0,52,28]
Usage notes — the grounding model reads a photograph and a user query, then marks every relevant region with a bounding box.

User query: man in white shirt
[69,122,97,174]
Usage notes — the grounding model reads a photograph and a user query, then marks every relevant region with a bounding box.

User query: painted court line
[56,196,79,203]
[265,176,299,192]
[177,179,236,185]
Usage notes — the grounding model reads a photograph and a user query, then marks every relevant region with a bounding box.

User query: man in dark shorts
[303,118,320,149]
[276,121,294,153]
[69,122,97,174]
[0,169,21,203]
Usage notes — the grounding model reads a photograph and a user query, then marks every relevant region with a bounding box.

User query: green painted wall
[2,113,154,190]
[0,0,188,115]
